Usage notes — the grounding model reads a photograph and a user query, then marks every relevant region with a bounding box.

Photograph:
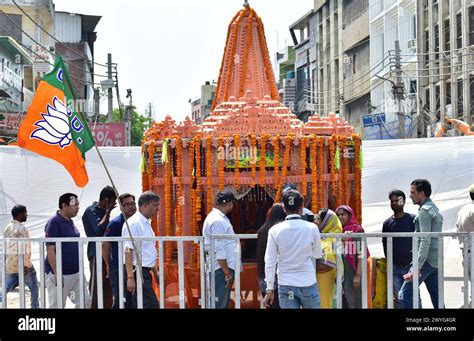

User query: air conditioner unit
[407,39,416,50]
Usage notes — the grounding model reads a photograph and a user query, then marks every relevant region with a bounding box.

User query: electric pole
[107,53,113,122]
[113,63,124,125]
[93,88,100,123]
[125,89,132,146]
[394,41,405,139]
[146,102,155,122]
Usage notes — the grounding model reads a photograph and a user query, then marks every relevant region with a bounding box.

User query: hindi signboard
[0,112,25,135]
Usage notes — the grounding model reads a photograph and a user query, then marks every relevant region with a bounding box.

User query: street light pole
[107,53,113,123]
[125,89,132,146]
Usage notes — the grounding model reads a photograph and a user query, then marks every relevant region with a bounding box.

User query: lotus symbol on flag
[31,96,72,148]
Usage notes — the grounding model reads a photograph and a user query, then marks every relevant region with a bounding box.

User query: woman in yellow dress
[315,209,342,308]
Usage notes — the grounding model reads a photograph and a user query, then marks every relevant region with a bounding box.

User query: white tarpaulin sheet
[0,136,473,249]
[0,146,141,238]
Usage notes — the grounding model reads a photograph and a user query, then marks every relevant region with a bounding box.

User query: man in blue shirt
[82,186,117,308]
[103,193,137,309]
[45,193,91,308]
[382,189,416,308]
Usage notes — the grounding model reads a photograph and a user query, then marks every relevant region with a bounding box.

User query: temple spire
[211,5,280,110]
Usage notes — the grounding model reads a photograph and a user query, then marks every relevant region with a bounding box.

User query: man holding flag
[17,55,95,188]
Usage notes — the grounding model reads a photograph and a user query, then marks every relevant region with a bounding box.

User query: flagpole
[92,143,147,284]
[61,70,153,291]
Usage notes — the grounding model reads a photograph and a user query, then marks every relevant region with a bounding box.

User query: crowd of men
[1,188,160,309]
[0,180,473,309]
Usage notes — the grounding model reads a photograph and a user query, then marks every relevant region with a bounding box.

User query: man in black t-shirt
[382,189,417,308]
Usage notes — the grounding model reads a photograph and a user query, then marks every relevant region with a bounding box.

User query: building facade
[0,0,55,92]
[289,0,371,134]
[289,10,317,122]
[191,81,216,124]
[369,0,417,140]
[274,45,297,111]
[0,1,101,142]
[417,0,474,137]
[0,0,53,142]
[54,11,101,118]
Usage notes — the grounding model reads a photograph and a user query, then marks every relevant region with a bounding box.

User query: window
[409,80,417,94]
[456,13,462,49]
[470,76,474,115]
[445,19,450,51]
[457,80,463,117]
[434,25,439,59]
[0,13,22,43]
[413,15,417,39]
[425,88,430,111]
[446,82,451,105]
[424,31,430,64]
[352,54,356,74]
[469,7,474,45]
[435,85,440,120]
[320,68,324,110]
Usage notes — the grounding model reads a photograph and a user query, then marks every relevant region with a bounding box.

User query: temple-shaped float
[141,3,362,308]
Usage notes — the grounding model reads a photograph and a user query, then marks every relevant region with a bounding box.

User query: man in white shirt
[203,189,240,309]
[264,189,323,309]
[1,205,39,308]
[123,191,160,309]
[456,185,474,278]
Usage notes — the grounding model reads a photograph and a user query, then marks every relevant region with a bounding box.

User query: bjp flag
[17,55,95,187]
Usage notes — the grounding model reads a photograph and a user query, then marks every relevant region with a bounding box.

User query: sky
[54,0,313,123]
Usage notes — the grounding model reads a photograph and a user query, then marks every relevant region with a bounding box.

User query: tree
[110,107,152,146]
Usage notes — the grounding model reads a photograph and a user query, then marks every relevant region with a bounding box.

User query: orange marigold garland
[255,15,279,100]
[337,137,344,207]
[189,138,196,240]
[250,134,257,187]
[233,134,241,190]
[164,140,172,262]
[274,134,292,203]
[353,134,362,225]
[259,134,267,187]
[329,135,337,205]
[176,137,183,237]
[147,141,155,192]
[239,9,254,97]
[300,137,308,197]
[194,137,202,225]
[342,137,350,206]
[223,10,247,102]
[206,136,213,214]
[212,10,241,110]
[310,135,317,213]
[218,137,225,190]
[147,141,158,234]
[272,135,280,189]
[190,189,197,266]
[317,137,324,212]
[193,137,203,268]
[142,144,149,192]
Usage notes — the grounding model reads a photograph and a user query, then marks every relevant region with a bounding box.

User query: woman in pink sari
[336,205,369,308]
